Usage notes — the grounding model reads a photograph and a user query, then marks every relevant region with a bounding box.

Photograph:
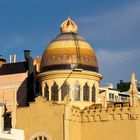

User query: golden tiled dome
[40,18,98,72]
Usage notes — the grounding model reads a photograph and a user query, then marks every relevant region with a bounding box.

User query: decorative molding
[66,103,139,122]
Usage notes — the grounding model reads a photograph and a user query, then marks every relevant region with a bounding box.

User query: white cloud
[96,49,140,85]
[13,35,24,44]
[78,1,140,43]
[97,49,139,65]
[4,34,24,49]
[76,1,140,85]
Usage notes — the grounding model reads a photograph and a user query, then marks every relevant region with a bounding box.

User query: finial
[129,72,139,107]
[60,17,78,33]
[131,72,136,85]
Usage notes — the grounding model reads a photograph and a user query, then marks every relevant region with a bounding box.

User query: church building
[0,17,140,140]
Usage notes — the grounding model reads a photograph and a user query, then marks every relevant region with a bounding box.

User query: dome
[40,17,99,73]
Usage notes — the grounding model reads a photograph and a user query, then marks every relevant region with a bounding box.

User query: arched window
[61,82,69,101]
[72,82,80,101]
[83,83,89,101]
[92,84,96,102]
[29,132,51,140]
[51,82,58,101]
[44,83,49,100]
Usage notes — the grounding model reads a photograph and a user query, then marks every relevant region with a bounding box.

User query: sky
[0,0,140,86]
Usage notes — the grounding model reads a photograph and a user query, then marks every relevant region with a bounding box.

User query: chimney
[23,50,35,103]
[24,50,31,60]
[10,54,16,63]
[24,50,34,75]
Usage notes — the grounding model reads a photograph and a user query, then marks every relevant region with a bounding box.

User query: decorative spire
[131,73,136,85]
[129,73,139,107]
[60,17,78,33]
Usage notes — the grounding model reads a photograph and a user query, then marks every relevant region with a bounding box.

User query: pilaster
[42,82,45,97]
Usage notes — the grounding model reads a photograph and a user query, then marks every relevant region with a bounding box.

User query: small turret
[129,73,139,107]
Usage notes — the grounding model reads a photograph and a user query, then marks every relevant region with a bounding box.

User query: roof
[0,62,27,75]
[41,33,98,73]
[0,58,6,62]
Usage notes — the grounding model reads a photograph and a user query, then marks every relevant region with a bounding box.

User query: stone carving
[60,17,78,33]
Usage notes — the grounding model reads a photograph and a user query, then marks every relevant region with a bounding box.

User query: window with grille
[51,82,58,101]
[61,82,69,100]
[109,93,114,102]
[92,85,96,102]
[45,83,49,100]
[83,83,89,101]
[33,136,47,140]
[72,82,80,101]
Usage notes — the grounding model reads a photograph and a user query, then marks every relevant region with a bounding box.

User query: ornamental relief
[43,54,98,66]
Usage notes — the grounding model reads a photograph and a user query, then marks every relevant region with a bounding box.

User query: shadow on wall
[17,77,28,107]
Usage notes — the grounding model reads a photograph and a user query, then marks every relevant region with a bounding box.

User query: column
[89,85,92,102]
[58,85,61,101]
[42,81,45,97]
[95,82,99,103]
[102,91,107,109]
[48,84,51,101]
[80,83,84,102]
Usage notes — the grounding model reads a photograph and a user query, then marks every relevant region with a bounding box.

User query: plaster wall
[16,96,65,140]
[66,120,140,140]
[65,103,140,140]
[68,121,81,140]
[0,73,27,112]
[81,120,138,140]
[38,70,102,103]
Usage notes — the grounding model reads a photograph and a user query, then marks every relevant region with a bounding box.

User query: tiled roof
[0,62,27,75]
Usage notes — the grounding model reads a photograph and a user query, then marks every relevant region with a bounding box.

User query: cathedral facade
[0,18,140,140]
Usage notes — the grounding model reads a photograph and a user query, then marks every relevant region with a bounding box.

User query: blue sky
[0,0,140,86]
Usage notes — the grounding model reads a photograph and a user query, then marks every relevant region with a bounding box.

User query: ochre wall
[81,120,138,140]
[16,96,65,140]
[66,120,140,140]
[68,122,81,140]
[38,70,102,103]
[66,104,140,140]
[15,96,140,140]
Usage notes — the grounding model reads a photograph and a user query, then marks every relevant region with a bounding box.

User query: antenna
[72,33,83,72]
